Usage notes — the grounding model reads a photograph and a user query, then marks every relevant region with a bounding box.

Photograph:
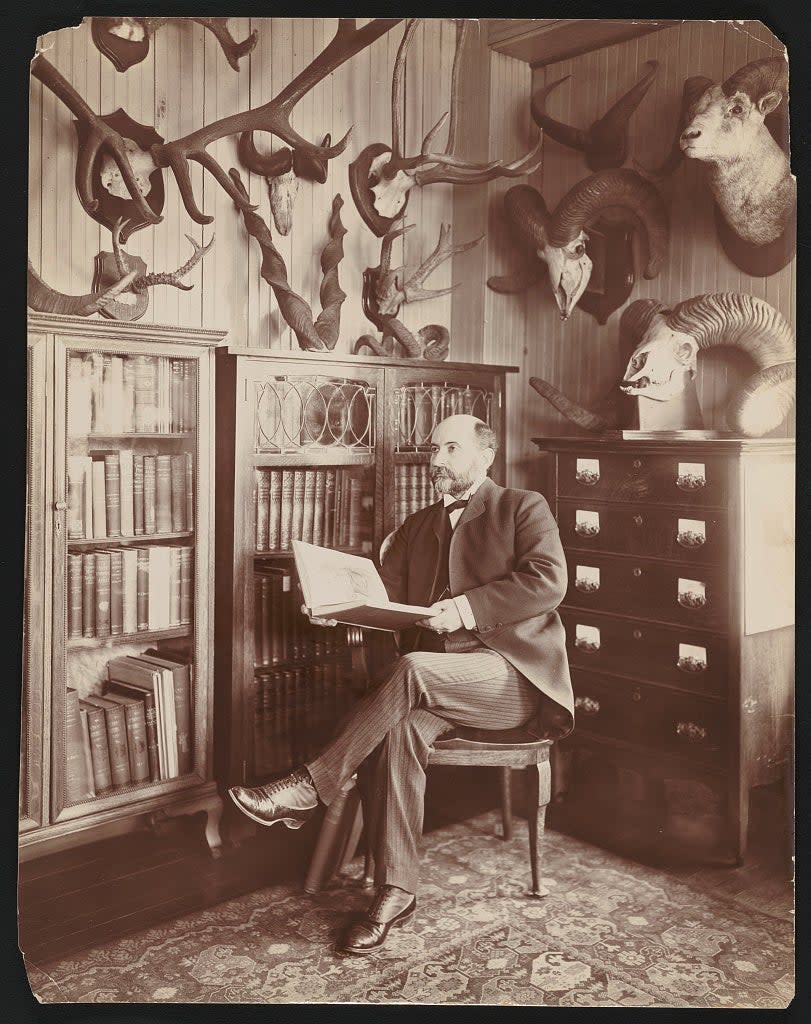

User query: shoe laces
[261,768,312,799]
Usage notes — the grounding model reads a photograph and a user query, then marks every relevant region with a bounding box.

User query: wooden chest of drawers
[534,436,794,863]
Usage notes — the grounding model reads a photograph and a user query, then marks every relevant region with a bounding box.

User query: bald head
[429,415,498,497]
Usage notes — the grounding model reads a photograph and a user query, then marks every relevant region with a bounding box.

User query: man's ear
[483,447,495,471]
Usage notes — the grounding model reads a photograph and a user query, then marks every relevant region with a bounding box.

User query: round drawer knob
[632,567,642,578]
[632,514,644,526]
[632,459,643,470]
[633,629,643,640]
[54,500,67,512]
[631,688,642,702]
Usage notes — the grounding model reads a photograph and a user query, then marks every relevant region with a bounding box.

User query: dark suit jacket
[379,476,574,736]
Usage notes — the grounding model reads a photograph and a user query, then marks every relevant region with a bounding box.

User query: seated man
[230,414,573,955]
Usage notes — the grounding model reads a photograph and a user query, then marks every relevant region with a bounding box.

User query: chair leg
[303,778,358,894]
[499,766,513,840]
[526,762,551,899]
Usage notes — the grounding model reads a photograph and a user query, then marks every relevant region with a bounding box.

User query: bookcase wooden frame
[215,346,517,803]
[21,314,226,861]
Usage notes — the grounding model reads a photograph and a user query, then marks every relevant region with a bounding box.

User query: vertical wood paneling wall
[29,20,794,489]
[28,18,465,352]
[482,20,794,488]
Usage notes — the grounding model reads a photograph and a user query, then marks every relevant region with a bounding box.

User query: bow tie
[445,499,469,514]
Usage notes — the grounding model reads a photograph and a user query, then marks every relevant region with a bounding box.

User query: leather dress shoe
[336,885,417,955]
[228,768,318,829]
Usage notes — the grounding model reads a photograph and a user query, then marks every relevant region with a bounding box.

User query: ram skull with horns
[530,292,796,438]
[643,57,795,276]
[487,169,669,322]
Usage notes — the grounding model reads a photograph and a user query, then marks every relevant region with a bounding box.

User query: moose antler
[111,218,214,292]
[33,19,402,229]
[92,17,257,73]
[350,19,543,236]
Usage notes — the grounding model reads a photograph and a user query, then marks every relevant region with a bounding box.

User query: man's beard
[430,466,476,498]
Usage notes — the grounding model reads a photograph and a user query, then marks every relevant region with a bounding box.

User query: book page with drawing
[292,540,434,631]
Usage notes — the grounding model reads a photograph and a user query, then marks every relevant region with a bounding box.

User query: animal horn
[665,292,796,435]
[637,75,714,178]
[722,56,787,102]
[27,260,138,316]
[529,376,609,432]
[530,76,588,152]
[549,169,669,278]
[588,61,660,169]
[619,298,670,350]
[500,185,552,251]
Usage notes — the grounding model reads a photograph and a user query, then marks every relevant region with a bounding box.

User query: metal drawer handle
[677,655,707,674]
[574,637,600,653]
[676,528,706,548]
[575,576,600,593]
[574,521,600,538]
[575,469,600,486]
[632,567,642,578]
[676,721,707,743]
[676,473,706,491]
[632,629,643,640]
[631,688,642,702]
[632,514,644,526]
[575,696,600,716]
[632,459,643,470]
[678,589,707,609]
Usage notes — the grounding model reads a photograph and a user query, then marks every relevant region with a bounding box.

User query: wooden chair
[304,533,556,898]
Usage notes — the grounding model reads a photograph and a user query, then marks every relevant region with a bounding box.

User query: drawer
[571,671,726,766]
[564,552,727,631]
[557,499,727,564]
[560,609,727,696]
[557,451,728,507]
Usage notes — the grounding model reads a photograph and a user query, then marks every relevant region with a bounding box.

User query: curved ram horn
[619,297,671,350]
[550,168,669,278]
[528,376,611,432]
[27,260,138,316]
[532,62,659,171]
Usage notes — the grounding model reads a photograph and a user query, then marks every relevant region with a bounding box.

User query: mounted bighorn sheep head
[642,57,795,276]
[91,17,258,72]
[530,292,796,438]
[355,222,482,360]
[531,61,659,171]
[349,19,542,237]
[32,20,402,231]
[487,169,669,322]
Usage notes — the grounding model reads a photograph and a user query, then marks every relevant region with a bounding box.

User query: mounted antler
[91,17,258,73]
[32,19,402,230]
[350,19,543,236]
[110,219,214,293]
[27,261,138,317]
[531,61,659,170]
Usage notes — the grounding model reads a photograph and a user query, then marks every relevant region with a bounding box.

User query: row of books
[395,384,490,448]
[254,467,373,553]
[394,463,435,528]
[253,661,355,776]
[67,545,193,639]
[254,567,340,668]
[64,650,193,803]
[68,352,196,436]
[67,450,194,541]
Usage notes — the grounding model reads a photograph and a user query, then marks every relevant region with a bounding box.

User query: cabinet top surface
[532,434,796,455]
[28,312,228,345]
[220,345,518,375]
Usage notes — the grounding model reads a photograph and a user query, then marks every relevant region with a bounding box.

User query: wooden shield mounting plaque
[73,109,165,243]
[577,218,635,326]
[93,250,149,322]
[91,17,150,72]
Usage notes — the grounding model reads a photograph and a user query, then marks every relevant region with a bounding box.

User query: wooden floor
[18,771,793,967]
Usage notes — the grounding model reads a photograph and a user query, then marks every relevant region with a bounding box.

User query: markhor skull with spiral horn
[488,169,669,322]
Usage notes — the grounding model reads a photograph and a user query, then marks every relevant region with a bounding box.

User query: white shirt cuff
[454,594,477,630]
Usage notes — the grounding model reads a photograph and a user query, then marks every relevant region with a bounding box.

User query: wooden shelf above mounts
[487,19,678,67]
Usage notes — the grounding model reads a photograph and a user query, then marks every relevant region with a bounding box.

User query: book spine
[395,464,406,528]
[291,470,305,545]
[121,548,138,634]
[124,703,150,782]
[268,469,282,550]
[103,452,121,537]
[94,551,111,639]
[324,468,336,547]
[66,456,86,538]
[260,576,273,667]
[67,553,83,639]
[255,469,270,551]
[148,546,172,629]
[157,356,168,432]
[133,355,157,432]
[67,355,92,436]
[170,454,187,533]
[105,703,131,786]
[143,456,156,534]
[82,702,113,792]
[155,454,172,533]
[88,352,105,433]
[79,708,96,798]
[348,475,362,549]
[119,449,134,536]
[136,547,149,630]
[91,460,107,539]
[301,470,316,544]
[133,454,145,535]
[312,470,325,546]
[183,361,196,432]
[122,356,136,432]
[64,689,94,803]
[81,458,94,541]
[253,577,263,667]
[109,549,124,636]
[105,357,125,433]
[169,547,182,626]
[279,469,294,550]
[82,552,96,638]
[142,692,160,781]
[170,359,184,433]
[179,546,193,625]
[172,666,193,775]
[333,468,344,547]
[185,452,194,532]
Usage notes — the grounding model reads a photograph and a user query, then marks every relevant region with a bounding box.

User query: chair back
[379,530,396,565]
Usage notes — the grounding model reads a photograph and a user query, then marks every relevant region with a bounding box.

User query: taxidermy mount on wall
[349,18,542,237]
[354,222,482,360]
[487,169,669,322]
[643,57,794,276]
[238,132,330,236]
[229,169,346,352]
[91,17,258,72]
[31,19,402,230]
[530,292,795,437]
[531,61,659,170]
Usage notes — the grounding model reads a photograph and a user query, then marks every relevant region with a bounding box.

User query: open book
[292,540,434,631]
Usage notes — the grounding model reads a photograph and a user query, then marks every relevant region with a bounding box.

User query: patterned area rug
[27,812,793,1007]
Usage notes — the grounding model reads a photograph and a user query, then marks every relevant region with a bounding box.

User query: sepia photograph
[18,11,795,1009]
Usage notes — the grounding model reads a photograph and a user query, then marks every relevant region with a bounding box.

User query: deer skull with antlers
[349,19,543,237]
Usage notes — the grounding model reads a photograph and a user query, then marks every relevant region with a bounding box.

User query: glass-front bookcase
[20,315,224,861]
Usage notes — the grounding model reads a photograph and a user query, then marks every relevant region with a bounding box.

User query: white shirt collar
[442,476,486,506]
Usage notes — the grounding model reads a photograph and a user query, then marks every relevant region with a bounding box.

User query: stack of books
[394,463,434,527]
[253,564,339,668]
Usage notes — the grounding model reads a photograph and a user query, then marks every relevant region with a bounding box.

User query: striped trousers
[305,631,539,893]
